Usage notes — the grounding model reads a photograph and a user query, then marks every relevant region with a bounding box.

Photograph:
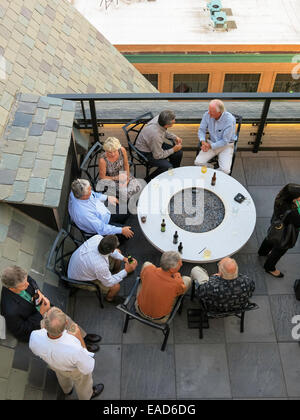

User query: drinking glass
[203,249,211,259]
[201,165,207,174]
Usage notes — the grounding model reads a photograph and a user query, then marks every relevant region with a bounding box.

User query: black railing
[48,92,300,153]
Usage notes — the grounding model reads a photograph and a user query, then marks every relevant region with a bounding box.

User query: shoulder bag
[266,209,298,249]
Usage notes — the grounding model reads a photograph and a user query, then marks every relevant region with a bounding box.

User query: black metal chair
[80,141,104,191]
[117,277,184,351]
[66,214,93,244]
[195,113,242,176]
[122,112,154,179]
[46,229,104,308]
[187,301,259,339]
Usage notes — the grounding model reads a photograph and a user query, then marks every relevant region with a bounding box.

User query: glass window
[142,74,158,89]
[223,73,260,92]
[173,74,209,93]
[272,74,300,93]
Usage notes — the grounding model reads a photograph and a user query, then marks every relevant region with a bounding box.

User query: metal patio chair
[47,229,104,308]
[117,277,184,351]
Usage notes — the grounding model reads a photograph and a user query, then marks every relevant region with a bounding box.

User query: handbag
[266,210,298,249]
[294,279,300,301]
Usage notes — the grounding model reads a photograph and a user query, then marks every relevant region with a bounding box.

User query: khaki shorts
[73,257,122,295]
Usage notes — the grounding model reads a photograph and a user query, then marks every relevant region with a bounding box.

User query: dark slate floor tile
[224,295,276,343]
[248,186,284,218]
[28,356,47,389]
[227,343,287,398]
[0,331,18,349]
[175,344,231,399]
[234,254,267,295]
[239,228,259,254]
[43,282,69,313]
[122,315,174,345]
[243,158,285,186]
[7,219,25,243]
[31,225,57,274]
[269,295,300,342]
[174,300,225,344]
[279,158,300,184]
[121,344,176,399]
[231,157,246,187]
[255,217,270,247]
[92,345,121,400]
[265,253,300,295]
[12,341,32,371]
[23,385,43,400]
[279,343,300,398]
[73,294,123,343]
[43,369,59,400]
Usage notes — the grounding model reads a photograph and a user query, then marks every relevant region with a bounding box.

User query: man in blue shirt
[68,179,134,239]
[194,100,236,174]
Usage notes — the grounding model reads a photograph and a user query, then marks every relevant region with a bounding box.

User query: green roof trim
[124,53,296,64]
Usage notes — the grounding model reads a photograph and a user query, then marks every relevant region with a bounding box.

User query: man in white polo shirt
[68,234,137,304]
[29,307,103,400]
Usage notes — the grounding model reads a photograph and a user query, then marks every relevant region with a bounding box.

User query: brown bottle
[32,289,43,307]
[178,242,183,253]
[173,231,178,244]
[211,172,216,186]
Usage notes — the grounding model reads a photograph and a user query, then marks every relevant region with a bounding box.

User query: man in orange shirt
[135,251,191,323]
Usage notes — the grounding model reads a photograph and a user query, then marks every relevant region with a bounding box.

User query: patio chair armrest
[46,229,68,272]
[129,144,149,163]
[122,277,140,308]
[80,141,103,171]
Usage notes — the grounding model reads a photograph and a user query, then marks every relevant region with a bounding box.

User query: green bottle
[161,219,166,232]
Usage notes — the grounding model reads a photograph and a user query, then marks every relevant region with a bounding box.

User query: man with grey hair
[68,178,134,239]
[194,99,236,174]
[135,251,191,323]
[195,257,255,313]
[135,110,183,182]
[0,266,101,351]
[29,307,104,400]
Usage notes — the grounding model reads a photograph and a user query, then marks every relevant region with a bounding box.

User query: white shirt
[29,329,95,375]
[67,234,127,287]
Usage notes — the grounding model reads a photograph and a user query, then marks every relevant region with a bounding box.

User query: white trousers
[194,143,234,175]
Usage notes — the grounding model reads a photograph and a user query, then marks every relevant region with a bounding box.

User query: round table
[137,166,256,263]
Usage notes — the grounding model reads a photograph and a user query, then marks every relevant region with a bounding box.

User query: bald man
[194,100,236,174]
[194,258,255,313]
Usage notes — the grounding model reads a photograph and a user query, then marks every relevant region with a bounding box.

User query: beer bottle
[178,242,183,253]
[128,256,134,264]
[161,219,166,232]
[173,231,178,244]
[211,172,216,186]
[32,289,43,307]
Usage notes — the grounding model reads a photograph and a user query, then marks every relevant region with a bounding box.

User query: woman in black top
[258,183,300,277]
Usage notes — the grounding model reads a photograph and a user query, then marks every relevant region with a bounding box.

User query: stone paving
[1,151,300,400]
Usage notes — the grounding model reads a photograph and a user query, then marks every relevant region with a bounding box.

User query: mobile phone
[234,193,246,203]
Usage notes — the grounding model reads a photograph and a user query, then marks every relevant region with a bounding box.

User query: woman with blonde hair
[98,137,142,200]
